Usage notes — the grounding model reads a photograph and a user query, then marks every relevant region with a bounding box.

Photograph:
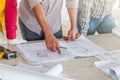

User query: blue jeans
[19,18,62,41]
[77,14,116,35]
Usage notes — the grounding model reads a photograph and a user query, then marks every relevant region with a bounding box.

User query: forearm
[33,3,52,37]
[5,0,17,39]
[65,8,77,41]
[78,0,93,35]
[30,2,60,53]
[67,8,77,30]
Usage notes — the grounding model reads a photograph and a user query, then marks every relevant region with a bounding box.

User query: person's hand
[63,32,81,41]
[45,34,61,54]
[63,28,81,41]
[63,29,76,41]
[67,29,76,41]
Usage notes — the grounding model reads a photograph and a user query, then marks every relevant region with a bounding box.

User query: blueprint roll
[0,64,69,80]
[45,64,63,76]
[112,27,120,37]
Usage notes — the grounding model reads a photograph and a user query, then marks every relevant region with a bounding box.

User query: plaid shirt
[78,0,116,35]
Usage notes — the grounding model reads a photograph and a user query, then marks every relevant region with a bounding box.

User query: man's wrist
[70,26,76,31]
[80,30,87,36]
[45,32,53,38]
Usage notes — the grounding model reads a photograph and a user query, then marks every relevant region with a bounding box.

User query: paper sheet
[0,64,71,80]
[15,63,47,73]
[95,60,120,80]
[110,66,120,80]
[96,50,120,61]
[0,73,3,80]
[45,64,63,76]
[16,42,74,65]
[15,63,63,77]
[60,35,106,57]
[112,27,120,37]
[16,36,106,65]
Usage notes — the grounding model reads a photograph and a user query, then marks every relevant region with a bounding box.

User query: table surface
[1,33,120,80]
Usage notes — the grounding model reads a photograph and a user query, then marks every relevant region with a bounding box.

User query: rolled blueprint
[45,64,63,76]
[0,64,69,80]
[112,27,120,37]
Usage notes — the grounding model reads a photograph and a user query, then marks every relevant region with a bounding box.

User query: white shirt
[19,0,78,35]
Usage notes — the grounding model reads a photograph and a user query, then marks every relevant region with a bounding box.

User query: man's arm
[62,0,80,41]
[33,3,60,53]
[78,0,93,35]
[67,8,77,41]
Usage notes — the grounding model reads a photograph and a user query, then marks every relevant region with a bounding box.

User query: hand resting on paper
[62,33,81,41]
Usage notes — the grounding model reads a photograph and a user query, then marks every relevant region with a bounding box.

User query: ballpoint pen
[60,46,67,49]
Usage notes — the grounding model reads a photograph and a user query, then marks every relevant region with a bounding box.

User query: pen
[60,46,67,49]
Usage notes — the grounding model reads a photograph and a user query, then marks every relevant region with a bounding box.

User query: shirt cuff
[66,0,79,8]
[28,0,42,9]
[80,30,87,36]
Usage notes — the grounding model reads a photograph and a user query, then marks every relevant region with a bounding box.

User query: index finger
[68,34,71,41]
[56,44,61,54]
[62,36,68,41]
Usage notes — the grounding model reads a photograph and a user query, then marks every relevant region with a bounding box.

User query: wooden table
[1,33,120,80]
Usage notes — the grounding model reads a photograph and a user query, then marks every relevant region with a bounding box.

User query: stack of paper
[95,60,120,80]
[95,50,120,80]
[16,36,106,65]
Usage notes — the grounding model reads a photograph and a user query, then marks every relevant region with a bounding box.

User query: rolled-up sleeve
[66,0,79,8]
[78,0,93,35]
[27,0,42,9]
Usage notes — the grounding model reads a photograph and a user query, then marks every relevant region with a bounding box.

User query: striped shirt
[78,0,116,35]
[19,0,78,35]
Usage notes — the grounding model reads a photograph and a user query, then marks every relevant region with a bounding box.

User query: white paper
[0,64,71,80]
[110,66,120,80]
[45,64,63,76]
[15,63,73,80]
[96,50,120,61]
[95,60,120,80]
[16,42,74,65]
[112,27,120,37]
[16,36,106,65]
[60,35,106,57]
[15,63,63,77]
[0,73,3,80]
[15,63,47,73]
